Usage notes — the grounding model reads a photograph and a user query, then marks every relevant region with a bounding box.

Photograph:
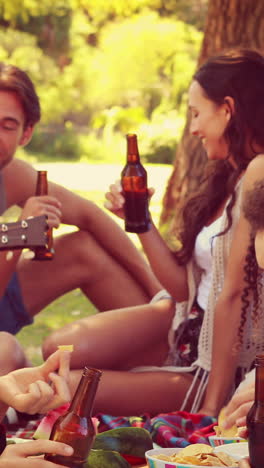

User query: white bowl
[145,447,238,468]
[215,442,249,459]
[209,435,246,447]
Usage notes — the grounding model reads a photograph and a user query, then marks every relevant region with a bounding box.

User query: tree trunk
[161,0,264,228]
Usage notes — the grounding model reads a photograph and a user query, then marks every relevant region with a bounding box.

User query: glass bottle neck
[255,363,264,403]
[36,171,48,195]
[126,134,140,163]
[69,368,101,417]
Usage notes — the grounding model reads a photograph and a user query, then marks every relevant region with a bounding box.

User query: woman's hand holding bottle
[104,180,125,219]
[104,180,155,221]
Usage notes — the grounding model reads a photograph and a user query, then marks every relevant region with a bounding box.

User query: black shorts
[0,273,33,334]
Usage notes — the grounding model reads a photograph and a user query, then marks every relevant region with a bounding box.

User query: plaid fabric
[6,418,40,440]
[5,409,216,449]
[97,411,216,448]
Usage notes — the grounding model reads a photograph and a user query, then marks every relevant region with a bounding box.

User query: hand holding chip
[213,407,239,437]
[223,384,254,430]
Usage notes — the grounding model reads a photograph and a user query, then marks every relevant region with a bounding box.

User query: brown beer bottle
[121,133,151,233]
[33,170,54,260]
[45,367,102,467]
[247,354,264,468]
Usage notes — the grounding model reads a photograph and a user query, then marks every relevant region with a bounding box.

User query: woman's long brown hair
[174,49,264,266]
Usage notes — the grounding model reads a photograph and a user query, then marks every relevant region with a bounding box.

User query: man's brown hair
[0,63,40,128]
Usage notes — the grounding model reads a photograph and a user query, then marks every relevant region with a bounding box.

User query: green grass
[12,162,170,366]
[17,291,97,366]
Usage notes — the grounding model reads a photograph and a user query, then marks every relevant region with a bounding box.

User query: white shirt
[194,216,223,310]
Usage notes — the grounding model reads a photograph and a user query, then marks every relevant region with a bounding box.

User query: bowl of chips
[209,435,246,447]
[146,443,239,467]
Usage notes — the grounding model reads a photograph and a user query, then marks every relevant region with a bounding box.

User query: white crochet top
[194,216,223,310]
[165,178,264,411]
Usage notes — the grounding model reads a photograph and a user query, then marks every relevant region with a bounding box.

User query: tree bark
[161,0,264,228]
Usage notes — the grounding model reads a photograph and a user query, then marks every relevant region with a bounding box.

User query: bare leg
[94,370,200,415]
[42,299,174,369]
[0,332,28,375]
[43,300,202,415]
[17,231,162,317]
[68,368,200,416]
[43,299,199,415]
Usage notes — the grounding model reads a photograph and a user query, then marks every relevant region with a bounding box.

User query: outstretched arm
[2,158,162,299]
[105,180,188,300]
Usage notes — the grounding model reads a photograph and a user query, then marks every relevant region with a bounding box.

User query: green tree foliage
[64,10,200,110]
[0,0,70,23]
[66,10,201,161]
[71,0,207,30]
[0,0,204,163]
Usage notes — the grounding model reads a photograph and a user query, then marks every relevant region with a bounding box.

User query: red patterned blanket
[5,409,216,448]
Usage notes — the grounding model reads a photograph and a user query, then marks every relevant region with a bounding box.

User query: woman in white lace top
[44,48,264,418]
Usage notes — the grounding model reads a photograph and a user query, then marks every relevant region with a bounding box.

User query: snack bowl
[209,435,246,447]
[214,442,249,460]
[145,447,239,467]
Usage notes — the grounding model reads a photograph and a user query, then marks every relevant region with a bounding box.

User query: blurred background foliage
[0,0,206,164]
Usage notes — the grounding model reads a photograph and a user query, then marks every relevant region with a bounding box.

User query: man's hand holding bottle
[0,440,73,467]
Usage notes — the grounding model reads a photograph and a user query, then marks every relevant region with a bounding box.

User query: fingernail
[64,445,73,454]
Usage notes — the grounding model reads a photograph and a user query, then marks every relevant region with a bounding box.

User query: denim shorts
[0,273,33,334]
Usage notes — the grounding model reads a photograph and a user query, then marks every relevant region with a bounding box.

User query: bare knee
[42,316,110,369]
[42,331,62,360]
[0,332,27,374]
[42,321,90,363]
[61,231,106,270]
[153,298,175,323]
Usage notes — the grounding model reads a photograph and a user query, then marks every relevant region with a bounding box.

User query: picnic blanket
[6,408,216,448]
[97,411,216,447]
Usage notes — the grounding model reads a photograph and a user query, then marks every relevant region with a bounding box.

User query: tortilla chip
[218,407,238,437]
[182,455,206,464]
[57,344,74,352]
[216,451,239,466]
[155,454,172,461]
[180,443,213,457]
[202,455,224,466]
[213,425,221,436]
